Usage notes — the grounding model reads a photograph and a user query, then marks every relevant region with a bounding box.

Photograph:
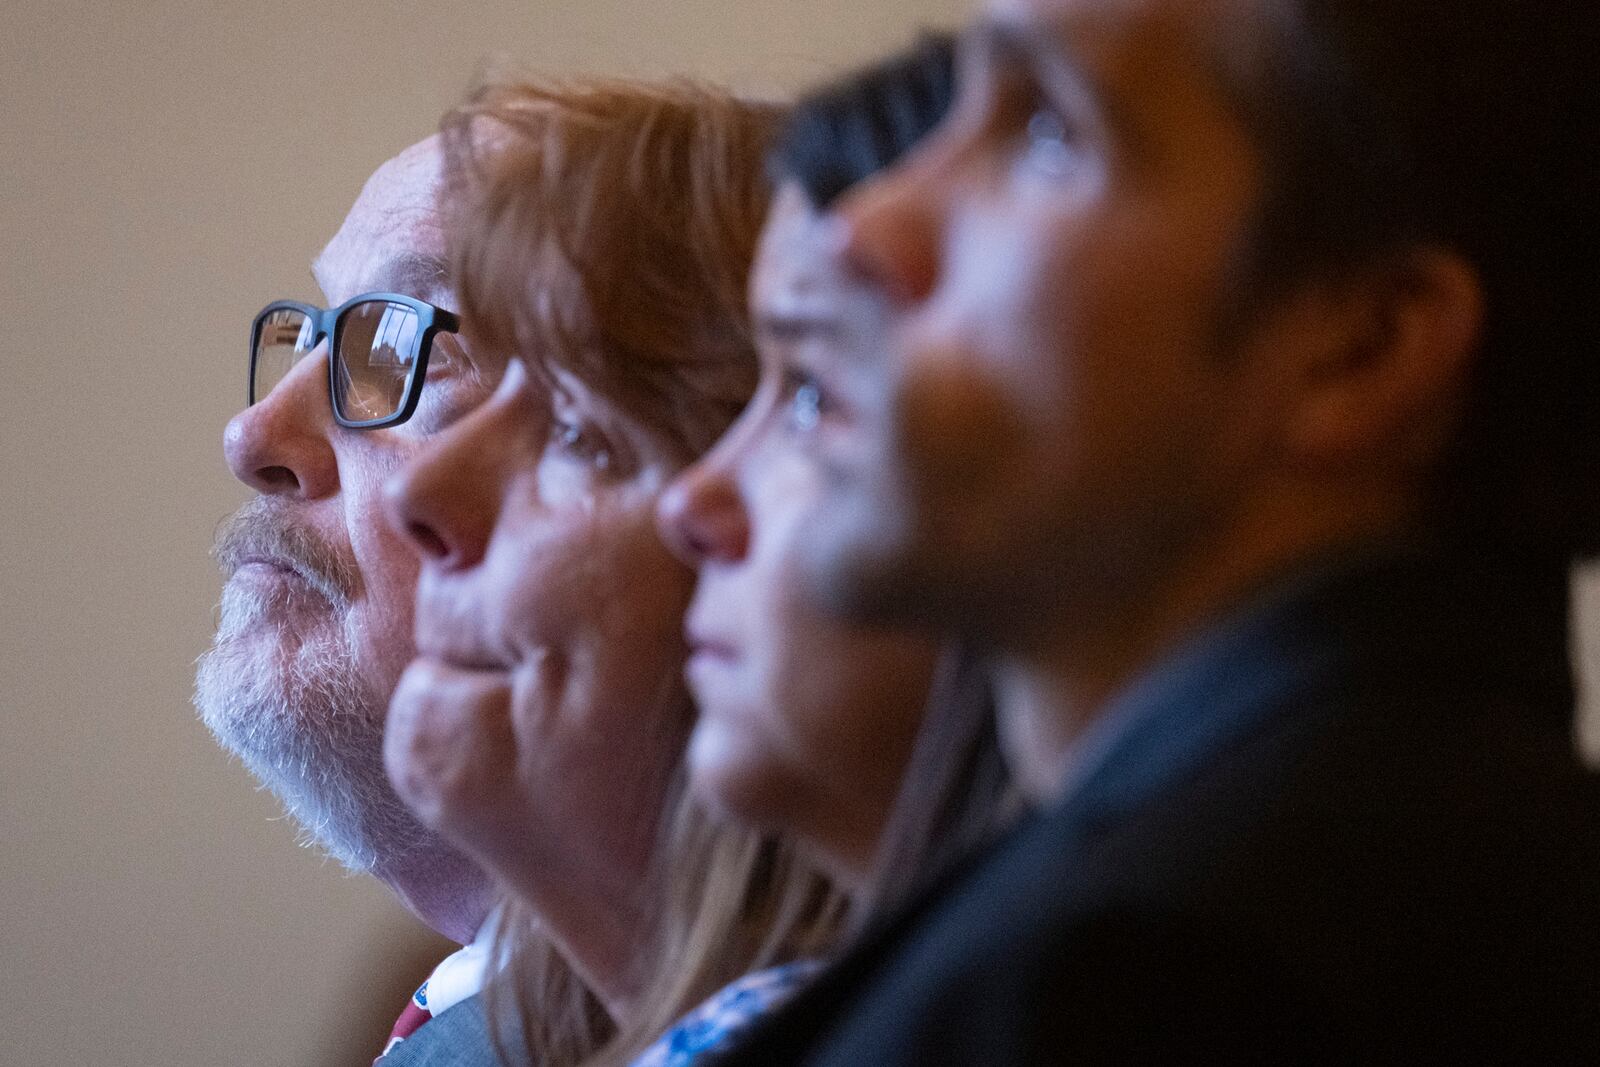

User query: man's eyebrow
[973,17,1118,135]
[372,251,451,300]
[308,251,453,305]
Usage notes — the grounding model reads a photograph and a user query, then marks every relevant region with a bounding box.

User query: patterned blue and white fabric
[629,961,823,1067]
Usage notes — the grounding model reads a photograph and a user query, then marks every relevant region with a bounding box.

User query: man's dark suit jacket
[714,544,1600,1064]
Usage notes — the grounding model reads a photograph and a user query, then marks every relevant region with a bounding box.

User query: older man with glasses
[195,135,506,1063]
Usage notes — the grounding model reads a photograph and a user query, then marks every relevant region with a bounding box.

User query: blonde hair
[438,74,845,1066]
[443,73,778,457]
[594,793,843,1067]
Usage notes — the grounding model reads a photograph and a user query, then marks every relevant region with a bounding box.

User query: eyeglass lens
[332,301,423,422]
[252,307,319,404]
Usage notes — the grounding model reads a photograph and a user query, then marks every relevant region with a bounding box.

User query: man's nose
[383,360,523,571]
[656,452,751,567]
[223,347,339,499]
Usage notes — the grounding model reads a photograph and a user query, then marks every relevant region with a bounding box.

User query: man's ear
[1281,246,1482,475]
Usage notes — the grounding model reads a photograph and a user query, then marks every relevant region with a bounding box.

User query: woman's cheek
[532,506,690,658]
[384,659,520,842]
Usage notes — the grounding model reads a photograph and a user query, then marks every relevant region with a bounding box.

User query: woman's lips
[387,657,515,760]
[685,629,740,702]
[415,661,511,688]
[411,622,515,673]
[385,655,517,830]
[414,648,513,674]
[686,628,737,663]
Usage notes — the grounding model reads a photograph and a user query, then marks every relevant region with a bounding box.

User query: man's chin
[213,576,342,650]
[193,633,431,874]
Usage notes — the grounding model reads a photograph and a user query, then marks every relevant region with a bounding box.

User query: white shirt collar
[418,909,500,1017]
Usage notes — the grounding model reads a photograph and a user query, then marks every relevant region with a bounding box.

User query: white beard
[195,573,432,873]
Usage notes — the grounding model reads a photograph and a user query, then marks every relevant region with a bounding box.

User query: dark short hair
[760,36,1008,928]
[768,33,956,209]
[1235,0,1599,560]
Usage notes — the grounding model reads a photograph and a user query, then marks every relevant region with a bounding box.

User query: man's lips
[232,555,303,577]
[228,556,326,596]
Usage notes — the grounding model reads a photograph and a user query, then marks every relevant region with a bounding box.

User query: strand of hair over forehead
[438,73,776,453]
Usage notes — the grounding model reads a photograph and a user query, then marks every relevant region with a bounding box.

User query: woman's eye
[1022,108,1084,179]
[553,419,613,472]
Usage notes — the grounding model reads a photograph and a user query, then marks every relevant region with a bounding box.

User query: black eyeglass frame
[248,292,462,430]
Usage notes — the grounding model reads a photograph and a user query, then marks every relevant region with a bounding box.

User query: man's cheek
[348,507,422,626]
[897,350,1025,491]
[407,378,495,436]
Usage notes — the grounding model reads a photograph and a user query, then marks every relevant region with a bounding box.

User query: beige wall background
[0,2,967,1064]
[1576,562,1600,762]
[2,2,1595,1066]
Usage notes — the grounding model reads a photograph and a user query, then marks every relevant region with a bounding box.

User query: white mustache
[212,498,359,609]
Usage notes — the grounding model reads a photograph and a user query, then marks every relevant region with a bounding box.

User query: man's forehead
[983,0,1253,77]
[313,135,450,305]
[978,0,1268,180]
[989,0,1237,30]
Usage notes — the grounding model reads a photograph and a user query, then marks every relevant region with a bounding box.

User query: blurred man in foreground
[716,0,1600,1060]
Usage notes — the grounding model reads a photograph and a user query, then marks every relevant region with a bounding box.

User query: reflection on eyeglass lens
[253,308,319,403]
[334,302,421,420]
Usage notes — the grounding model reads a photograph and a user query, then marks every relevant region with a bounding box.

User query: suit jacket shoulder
[716,546,1600,1065]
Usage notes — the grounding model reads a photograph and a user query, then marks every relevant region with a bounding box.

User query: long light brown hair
[438,73,844,1066]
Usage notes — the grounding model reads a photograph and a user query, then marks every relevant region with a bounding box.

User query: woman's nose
[383,361,533,570]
